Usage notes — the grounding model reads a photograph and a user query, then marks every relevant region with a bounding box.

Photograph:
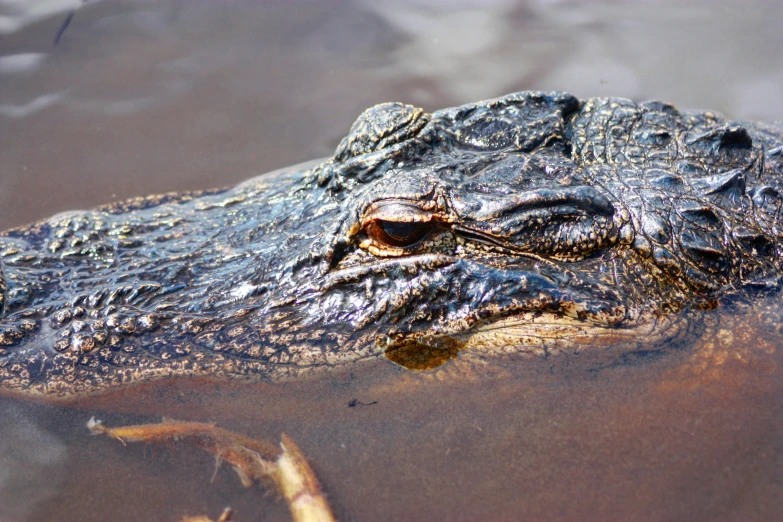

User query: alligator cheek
[366,259,632,369]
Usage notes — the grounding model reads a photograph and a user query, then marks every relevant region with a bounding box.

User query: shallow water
[1,0,783,521]
[2,296,782,521]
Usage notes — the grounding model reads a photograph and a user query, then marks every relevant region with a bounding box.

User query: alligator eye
[368,220,433,248]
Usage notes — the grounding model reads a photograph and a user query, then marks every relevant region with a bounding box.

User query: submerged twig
[54,0,89,45]
[87,417,335,522]
[54,10,75,45]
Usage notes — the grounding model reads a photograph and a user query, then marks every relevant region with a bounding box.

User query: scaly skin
[1,91,782,398]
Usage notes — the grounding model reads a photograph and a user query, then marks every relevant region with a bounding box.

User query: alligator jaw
[384,308,679,371]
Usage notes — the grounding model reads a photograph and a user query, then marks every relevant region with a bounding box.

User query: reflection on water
[1,0,783,520]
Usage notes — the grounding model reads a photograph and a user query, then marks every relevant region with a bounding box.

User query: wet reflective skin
[1,91,783,399]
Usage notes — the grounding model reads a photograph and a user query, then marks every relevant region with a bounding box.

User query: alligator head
[2,91,782,397]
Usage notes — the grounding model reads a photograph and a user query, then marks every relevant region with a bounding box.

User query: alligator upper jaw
[321,249,632,342]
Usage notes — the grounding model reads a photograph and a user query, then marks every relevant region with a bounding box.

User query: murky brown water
[2,1,783,521]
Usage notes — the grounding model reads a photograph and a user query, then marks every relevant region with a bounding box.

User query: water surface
[1,1,782,521]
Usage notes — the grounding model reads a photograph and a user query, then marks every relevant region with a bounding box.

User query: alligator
[1,91,782,399]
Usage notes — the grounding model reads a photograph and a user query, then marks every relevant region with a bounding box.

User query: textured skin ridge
[1,91,782,397]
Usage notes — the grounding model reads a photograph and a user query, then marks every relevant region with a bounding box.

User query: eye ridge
[370,219,433,248]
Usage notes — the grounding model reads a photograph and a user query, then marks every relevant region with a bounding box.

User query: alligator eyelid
[362,201,433,224]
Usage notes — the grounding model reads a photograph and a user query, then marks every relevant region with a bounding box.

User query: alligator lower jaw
[384,310,675,371]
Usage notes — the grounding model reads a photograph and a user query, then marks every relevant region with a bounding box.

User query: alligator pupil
[375,220,432,247]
